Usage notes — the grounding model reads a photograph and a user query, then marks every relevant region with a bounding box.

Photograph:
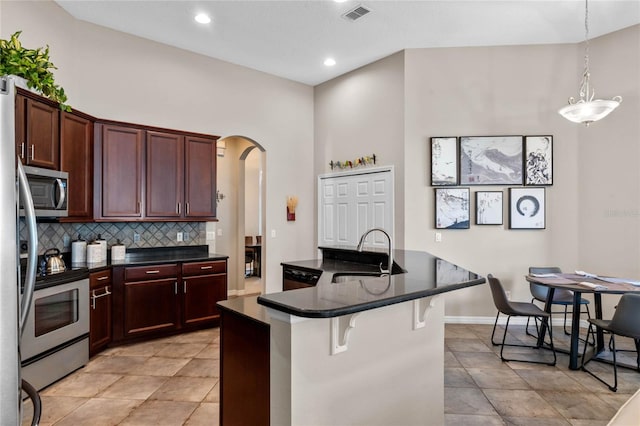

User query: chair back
[609,293,640,340]
[488,274,512,314]
[529,267,562,301]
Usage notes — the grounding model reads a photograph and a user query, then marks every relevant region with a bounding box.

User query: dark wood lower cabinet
[124,277,180,337]
[89,269,112,356]
[220,303,270,426]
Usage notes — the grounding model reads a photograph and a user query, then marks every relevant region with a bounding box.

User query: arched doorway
[210,136,265,297]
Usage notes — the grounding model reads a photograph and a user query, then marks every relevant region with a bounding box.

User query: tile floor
[22,321,640,425]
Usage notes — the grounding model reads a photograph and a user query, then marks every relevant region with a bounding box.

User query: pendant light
[558,0,622,126]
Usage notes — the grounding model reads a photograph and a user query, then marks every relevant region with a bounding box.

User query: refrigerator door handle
[17,160,37,335]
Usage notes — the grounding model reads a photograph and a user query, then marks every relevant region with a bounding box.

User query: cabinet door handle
[20,143,25,159]
[174,282,178,295]
[200,266,213,270]
[91,286,111,310]
[136,201,141,214]
[186,203,190,215]
[30,144,34,161]
[177,203,180,215]
[97,276,109,281]
[183,282,187,294]
[145,270,160,274]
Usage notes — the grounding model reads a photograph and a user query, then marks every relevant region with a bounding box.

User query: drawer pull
[97,276,109,281]
[146,270,160,274]
[91,286,111,310]
[200,266,213,270]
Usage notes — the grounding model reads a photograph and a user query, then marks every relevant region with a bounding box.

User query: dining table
[526,272,640,370]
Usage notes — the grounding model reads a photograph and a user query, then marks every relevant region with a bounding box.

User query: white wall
[1,0,317,294]
[245,148,262,239]
[315,26,640,319]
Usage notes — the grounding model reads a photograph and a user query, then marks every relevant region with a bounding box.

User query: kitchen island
[218,248,484,426]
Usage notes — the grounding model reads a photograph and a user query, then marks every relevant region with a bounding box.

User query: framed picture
[525,135,553,185]
[435,188,470,229]
[459,136,523,185]
[430,137,457,186]
[476,191,503,225]
[509,187,545,229]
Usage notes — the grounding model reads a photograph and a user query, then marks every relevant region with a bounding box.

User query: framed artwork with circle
[509,187,545,229]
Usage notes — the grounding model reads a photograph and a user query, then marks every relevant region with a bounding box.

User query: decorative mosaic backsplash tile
[20,221,206,255]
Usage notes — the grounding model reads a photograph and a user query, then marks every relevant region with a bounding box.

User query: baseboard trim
[445,315,589,328]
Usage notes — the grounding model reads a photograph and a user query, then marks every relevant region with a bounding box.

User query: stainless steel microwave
[20,165,68,217]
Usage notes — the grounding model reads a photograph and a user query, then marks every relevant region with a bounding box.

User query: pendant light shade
[558,0,622,126]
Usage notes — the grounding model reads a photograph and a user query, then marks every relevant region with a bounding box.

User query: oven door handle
[91,286,111,310]
[18,160,38,335]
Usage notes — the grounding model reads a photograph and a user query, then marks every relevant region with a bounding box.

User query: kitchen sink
[331,270,404,284]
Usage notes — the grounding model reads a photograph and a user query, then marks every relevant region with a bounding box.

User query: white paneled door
[318,166,394,249]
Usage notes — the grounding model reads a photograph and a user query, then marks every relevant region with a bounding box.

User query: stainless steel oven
[21,272,89,391]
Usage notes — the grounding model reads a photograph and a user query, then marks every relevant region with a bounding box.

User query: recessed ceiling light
[194,13,211,24]
[334,0,348,3]
[324,58,336,67]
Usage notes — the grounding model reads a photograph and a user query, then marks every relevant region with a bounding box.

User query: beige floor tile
[515,369,586,392]
[149,376,215,402]
[119,400,198,426]
[467,368,531,390]
[166,329,217,344]
[109,340,171,357]
[99,375,169,400]
[595,391,637,412]
[444,387,498,415]
[21,395,88,426]
[41,372,122,398]
[446,338,493,352]
[502,416,571,425]
[483,389,562,418]
[445,368,478,388]
[445,324,482,339]
[176,358,220,378]
[193,343,220,359]
[155,343,209,358]
[54,398,141,426]
[453,351,513,370]
[566,420,609,426]
[445,413,505,425]
[135,356,191,376]
[204,380,220,403]
[84,354,148,374]
[185,402,220,426]
[445,351,462,368]
[539,391,618,421]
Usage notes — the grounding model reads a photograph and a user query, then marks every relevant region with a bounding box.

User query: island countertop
[257,248,485,318]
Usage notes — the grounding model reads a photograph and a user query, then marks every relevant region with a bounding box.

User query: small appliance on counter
[86,241,102,264]
[43,248,66,274]
[96,234,107,262]
[71,234,87,264]
[111,239,126,261]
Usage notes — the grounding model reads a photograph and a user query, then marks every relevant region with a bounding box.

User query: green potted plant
[0,31,70,111]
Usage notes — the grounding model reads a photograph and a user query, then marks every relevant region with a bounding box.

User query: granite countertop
[218,296,270,325]
[256,248,485,319]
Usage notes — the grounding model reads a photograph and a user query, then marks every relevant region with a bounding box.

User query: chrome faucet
[356,228,393,274]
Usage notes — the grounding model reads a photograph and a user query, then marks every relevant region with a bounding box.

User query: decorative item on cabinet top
[329,153,376,170]
[287,196,298,221]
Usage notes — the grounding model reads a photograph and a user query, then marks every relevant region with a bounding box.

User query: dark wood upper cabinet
[95,124,144,219]
[16,94,60,169]
[185,136,217,218]
[60,111,94,221]
[146,131,184,218]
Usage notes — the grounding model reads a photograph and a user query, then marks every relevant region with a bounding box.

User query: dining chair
[488,274,557,365]
[245,236,254,276]
[526,266,593,345]
[581,293,640,392]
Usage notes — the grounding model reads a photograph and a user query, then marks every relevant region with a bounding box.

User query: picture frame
[459,136,523,185]
[476,191,503,225]
[525,135,553,185]
[435,187,470,229]
[509,187,545,229]
[430,136,458,186]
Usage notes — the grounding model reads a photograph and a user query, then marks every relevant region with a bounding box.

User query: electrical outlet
[63,235,71,248]
[177,232,183,242]
[271,229,276,238]
[505,291,511,300]
[206,231,215,240]
[183,232,189,241]
[217,228,223,236]
[133,233,141,243]
[435,232,442,243]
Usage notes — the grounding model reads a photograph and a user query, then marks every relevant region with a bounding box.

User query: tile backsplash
[20,221,206,255]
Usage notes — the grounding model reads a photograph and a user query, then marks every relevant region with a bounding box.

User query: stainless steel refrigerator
[1,75,41,425]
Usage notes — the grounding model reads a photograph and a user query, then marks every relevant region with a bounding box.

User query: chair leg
[492,312,556,366]
[581,324,618,392]
[563,305,571,335]
[525,298,538,338]
[490,312,501,346]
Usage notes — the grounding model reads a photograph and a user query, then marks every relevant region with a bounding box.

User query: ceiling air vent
[342,5,371,22]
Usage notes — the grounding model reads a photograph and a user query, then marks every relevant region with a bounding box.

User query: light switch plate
[177,232,183,242]
[271,229,276,238]
[206,231,215,240]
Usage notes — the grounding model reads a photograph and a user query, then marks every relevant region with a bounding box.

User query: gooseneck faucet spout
[356,228,393,274]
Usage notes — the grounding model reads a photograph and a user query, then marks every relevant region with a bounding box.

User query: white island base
[267,295,445,426]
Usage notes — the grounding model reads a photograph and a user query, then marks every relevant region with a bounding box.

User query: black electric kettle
[44,248,66,274]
